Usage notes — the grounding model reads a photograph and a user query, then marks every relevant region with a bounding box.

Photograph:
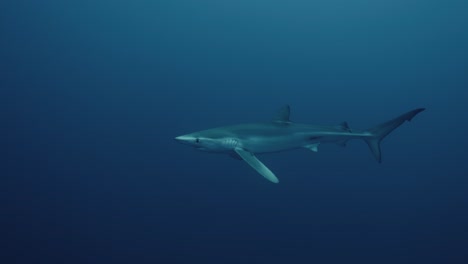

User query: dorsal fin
[273,105,291,123]
[337,121,351,132]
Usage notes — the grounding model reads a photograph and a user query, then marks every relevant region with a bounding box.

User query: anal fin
[304,143,320,152]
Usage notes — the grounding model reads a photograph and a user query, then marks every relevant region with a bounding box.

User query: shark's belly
[239,135,305,153]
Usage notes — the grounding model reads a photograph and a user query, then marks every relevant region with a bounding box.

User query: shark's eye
[195,138,200,143]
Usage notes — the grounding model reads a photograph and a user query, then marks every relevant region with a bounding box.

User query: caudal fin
[364,108,425,163]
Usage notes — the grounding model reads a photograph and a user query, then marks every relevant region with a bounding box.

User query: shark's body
[175,106,425,183]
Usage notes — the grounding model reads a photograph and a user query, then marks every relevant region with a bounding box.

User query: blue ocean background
[2,0,468,263]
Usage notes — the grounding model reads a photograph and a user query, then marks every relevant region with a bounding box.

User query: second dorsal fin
[273,105,291,123]
[337,121,351,132]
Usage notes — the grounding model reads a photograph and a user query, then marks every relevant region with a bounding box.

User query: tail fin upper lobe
[364,108,425,163]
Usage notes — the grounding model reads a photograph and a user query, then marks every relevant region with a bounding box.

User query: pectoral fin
[234,148,279,183]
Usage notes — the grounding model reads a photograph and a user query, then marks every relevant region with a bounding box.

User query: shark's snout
[174,135,196,144]
[174,135,187,142]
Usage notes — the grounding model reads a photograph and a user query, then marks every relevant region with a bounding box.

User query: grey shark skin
[175,106,425,183]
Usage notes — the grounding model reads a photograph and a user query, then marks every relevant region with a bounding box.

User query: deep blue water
[2,1,468,263]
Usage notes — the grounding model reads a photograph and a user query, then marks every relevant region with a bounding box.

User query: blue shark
[175,106,425,183]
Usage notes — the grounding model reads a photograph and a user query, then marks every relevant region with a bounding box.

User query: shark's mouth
[196,147,219,153]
